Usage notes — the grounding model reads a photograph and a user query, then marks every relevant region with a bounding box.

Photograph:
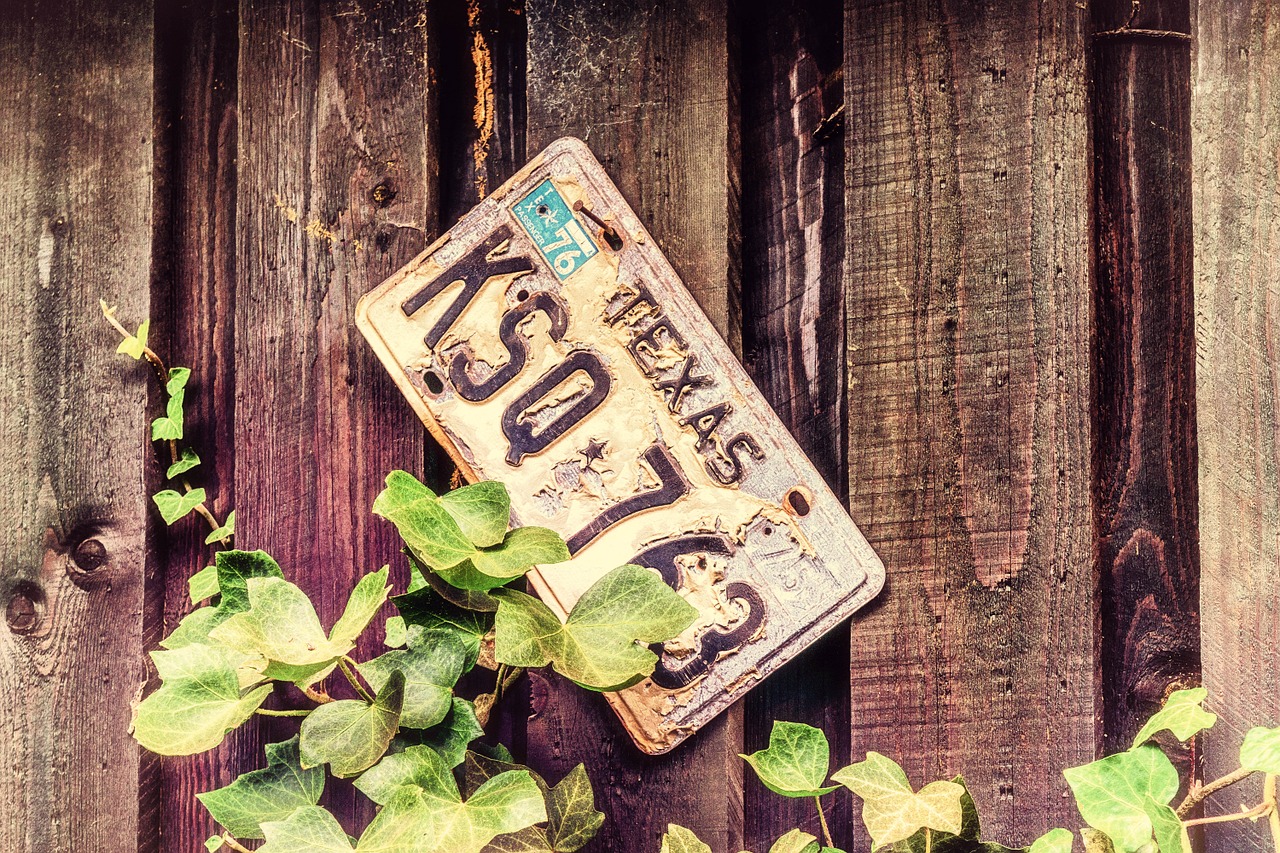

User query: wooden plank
[739,0,853,848]
[0,1,157,850]
[523,1,744,849]
[151,2,244,848]
[1193,3,1280,847]
[234,0,435,835]
[1091,0,1199,757]
[843,0,1097,845]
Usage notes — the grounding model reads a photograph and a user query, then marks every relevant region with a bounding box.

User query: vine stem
[1182,802,1272,827]
[339,656,375,703]
[814,796,833,849]
[303,685,333,705]
[925,827,932,853]
[219,833,252,853]
[255,708,311,718]
[1176,766,1256,817]
[1266,774,1280,853]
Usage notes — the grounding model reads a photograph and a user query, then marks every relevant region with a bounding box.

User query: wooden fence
[0,0,1277,850]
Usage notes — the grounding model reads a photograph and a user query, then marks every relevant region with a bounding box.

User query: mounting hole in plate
[516,288,530,302]
[783,487,811,517]
[422,368,445,395]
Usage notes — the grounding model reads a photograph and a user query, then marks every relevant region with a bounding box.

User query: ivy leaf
[163,551,285,649]
[893,776,1024,853]
[374,471,479,568]
[544,763,605,852]
[411,552,501,612]
[300,669,404,777]
[393,585,491,670]
[769,829,821,853]
[439,481,511,547]
[154,488,206,524]
[493,564,696,691]
[196,736,324,839]
[132,643,271,755]
[354,744,451,805]
[1081,829,1116,853]
[189,565,219,604]
[1131,688,1216,748]
[204,836,222,852]
[167,448,201,479]
[832,752,965,850]
[461,526,570,588]
[1240,726,1280,774]
[741,721,839,798]
[210,568,389,686]
[660,825,713,853]
[414,697,485,768]
[1142,799,1190,853]
[1062,744,1179,852]
[205,510,236,545]
[360,627,466,729]
[151,367,191,440]
[385,616,408,648]
[116,318,150,359]
[258,805,354,853]
[357,760,545,853]
[1028,830,1074,853]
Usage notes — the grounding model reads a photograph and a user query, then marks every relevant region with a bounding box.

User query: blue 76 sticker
[513,179,598,280]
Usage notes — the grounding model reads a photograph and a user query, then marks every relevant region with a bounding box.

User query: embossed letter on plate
[356,138,885,754]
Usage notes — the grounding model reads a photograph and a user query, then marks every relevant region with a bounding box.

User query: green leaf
[769,828,821,853]
[189,565,220,604]
[355,744,451,805]
[661,825,713,853]
[1081,829,1116,853]
[493,563,696,691]
[464,526,570,586]
[154,488,207,524]
[393,585,491,670]
[741,721,839,798]
[1131,688,1216,748]
[116,318,149,359]
[832,752,965,850]
[151,368,191,440]
[413,553,501,611]
[167,448,201,479]
[1240,726,1280,774]
[204,836,222,852]
[385,616,407,648]
[360,628,466,729]
[1063,745,1179,852]
[214,549,286,612]
[167,366,192,395]
[374,471,476,568]
[1142,799,1189,853]
[132,643,271,755]
[210,568,389,686]
[1029,830,1074,853]
[893,776,1024,853]
[258,805,354,853]
[299,670,404,777]
[197,736,324,839]
[544,764,604,852]
[439,481,511,547]
[357,758,545,853]
[205,510,236,545]
[414,697,485,768]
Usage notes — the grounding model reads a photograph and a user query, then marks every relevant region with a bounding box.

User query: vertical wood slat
[1193,2,1280,847]
[1091,0,1200,757]
[0,1,156,850]
[153,2,243,849]
[843,1,1097,846]
[522,2,744,850]
[739,0,852,849]
[234,0,435,836]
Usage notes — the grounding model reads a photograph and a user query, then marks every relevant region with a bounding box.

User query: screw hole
[784,487,811,517]
[422,369,445,395]
[536,204,550,216]
[516,288,530,302]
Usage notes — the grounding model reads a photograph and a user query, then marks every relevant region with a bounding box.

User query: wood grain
[523,1,744,849]
[1193,2,1280,847]
[739,0,853,848]
[152,1,245,848]
[0,1,157,850]
[1091,0,1200,757]
[234,0,435,838]
[843,0,1097,846]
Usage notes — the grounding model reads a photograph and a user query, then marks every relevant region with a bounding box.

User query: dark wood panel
[1091,0,1199,758]
[739,1,853,849]
[1193,2,1280,848]
[843,1,1097,847]
[234,0,435,838]
[0,1,157,850]
[523,2,744,850]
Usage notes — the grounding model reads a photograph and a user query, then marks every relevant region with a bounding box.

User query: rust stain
[469,0,495,199]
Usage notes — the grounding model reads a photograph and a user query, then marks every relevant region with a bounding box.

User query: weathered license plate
[357,138,884,754]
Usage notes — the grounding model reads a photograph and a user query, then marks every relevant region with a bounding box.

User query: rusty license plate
[356,138,885,754]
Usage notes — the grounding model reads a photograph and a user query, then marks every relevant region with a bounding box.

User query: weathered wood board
[358,137,885,753]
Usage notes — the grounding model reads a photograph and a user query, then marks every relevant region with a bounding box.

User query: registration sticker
[356,138,885,754]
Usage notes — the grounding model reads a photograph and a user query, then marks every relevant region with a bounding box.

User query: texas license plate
[357,138,884,754]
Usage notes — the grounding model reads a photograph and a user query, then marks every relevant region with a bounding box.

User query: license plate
[357,138,885,754]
